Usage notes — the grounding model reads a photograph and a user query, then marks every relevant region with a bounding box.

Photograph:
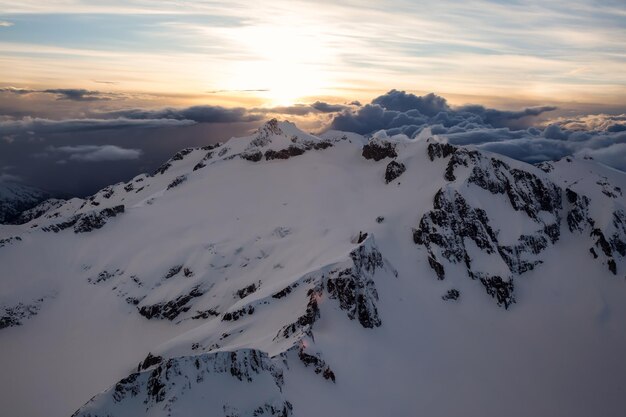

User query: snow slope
[1,119,625,417]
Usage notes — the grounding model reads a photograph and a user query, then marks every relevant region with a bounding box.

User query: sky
[0,0,625,195]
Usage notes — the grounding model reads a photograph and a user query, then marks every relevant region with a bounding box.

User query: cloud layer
[1,88,624,198]
[50,145,142,162]
[328,90,626,171]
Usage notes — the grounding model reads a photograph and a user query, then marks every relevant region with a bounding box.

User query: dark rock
[566,188,593,233]
[138,353,163,371]
[265,146,305,161]
[167,175,187,190]
[0,297,45,329]
[427,142,456,161]
[89,269,122,284]
[222,305,255,321]
[241,150,264,162]
[297,346,335,383]
[192,309,219,319]
[325,241,386,328]
[478,275,515,309]
[153,162,172,176]
[138,286,204,320]
[0,236,22,248]
[236,282,259,299]
[362,140,397,161]
[171,148,194,161]
[73,205,124,233]
[428,256,445,280]
[164,265,183,279]
[442,289,460,301]
[385,160,406,183]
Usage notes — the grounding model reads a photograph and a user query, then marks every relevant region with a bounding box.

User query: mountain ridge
[1,119,625,417]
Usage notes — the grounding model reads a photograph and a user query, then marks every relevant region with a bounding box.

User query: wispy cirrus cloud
[0,1,624,105]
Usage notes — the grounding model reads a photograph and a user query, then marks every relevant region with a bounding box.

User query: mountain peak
[1,120,626,417]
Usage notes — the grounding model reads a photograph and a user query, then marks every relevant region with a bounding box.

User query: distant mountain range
[0,181,51,224]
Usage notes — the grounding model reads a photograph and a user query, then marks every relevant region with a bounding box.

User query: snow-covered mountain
[1,119,625,417]
[0,181,50,224]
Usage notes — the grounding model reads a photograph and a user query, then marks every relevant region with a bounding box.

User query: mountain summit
[1,120,625,417]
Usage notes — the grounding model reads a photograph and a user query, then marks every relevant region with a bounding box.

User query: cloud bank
[50,145,142,162]
[1,88,625,198]
[328,90,626,171]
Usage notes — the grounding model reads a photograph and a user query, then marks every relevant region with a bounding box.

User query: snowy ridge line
[1,119,626,417]
[72,235,395,417]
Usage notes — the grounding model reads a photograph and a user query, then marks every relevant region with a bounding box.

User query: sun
[221,22,337,106]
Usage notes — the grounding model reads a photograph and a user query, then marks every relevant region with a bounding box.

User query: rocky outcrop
[11,198,65,224]
[74,205,125,233]
[442,289,460,301]
[413,186,555,309]
[265,146,305,161]
[565,188,625,275]
[296,345,336,382]
[167,175,187,190]
[326,241,388,328]
[0,296,47,329]
[0,235,21,248]
[73,349,288,417]
[42,205,124,233]
[138,286,204,320]
[416,144,565,308]
[362,138,397,161]
[241,150,264,162]
[565,188,593,233]
[384,160,406,183]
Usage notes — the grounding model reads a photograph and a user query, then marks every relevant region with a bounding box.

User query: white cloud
[52,145,142,162]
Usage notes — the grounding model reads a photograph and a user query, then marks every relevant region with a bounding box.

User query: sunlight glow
[220,23,338,106]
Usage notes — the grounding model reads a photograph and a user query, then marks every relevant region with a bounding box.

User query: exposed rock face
[384,160,406,183]
[42,205,125,234]
[442,289,460,301]
[0,182,50,224]
[416,144,564,309]
[11,198,65,225]
[566,189,593,233]
[362,139,397,161]
[274,235,394,342]
[565,188,626,275]
[88,269,123,285]
[241,150,264,162]
[0,235,21,248]
[0,296,47,329]
[326,240,388,328]
[236,282,260,299]
[138,286,204,320]
[74,205,125,233]
[413,189,519,308]
[265,146,305,161]
[222,305,256,321]
[167,175,187,190]
[73,349,288,417]
[597,176,623,199]
[297,345,336,382]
